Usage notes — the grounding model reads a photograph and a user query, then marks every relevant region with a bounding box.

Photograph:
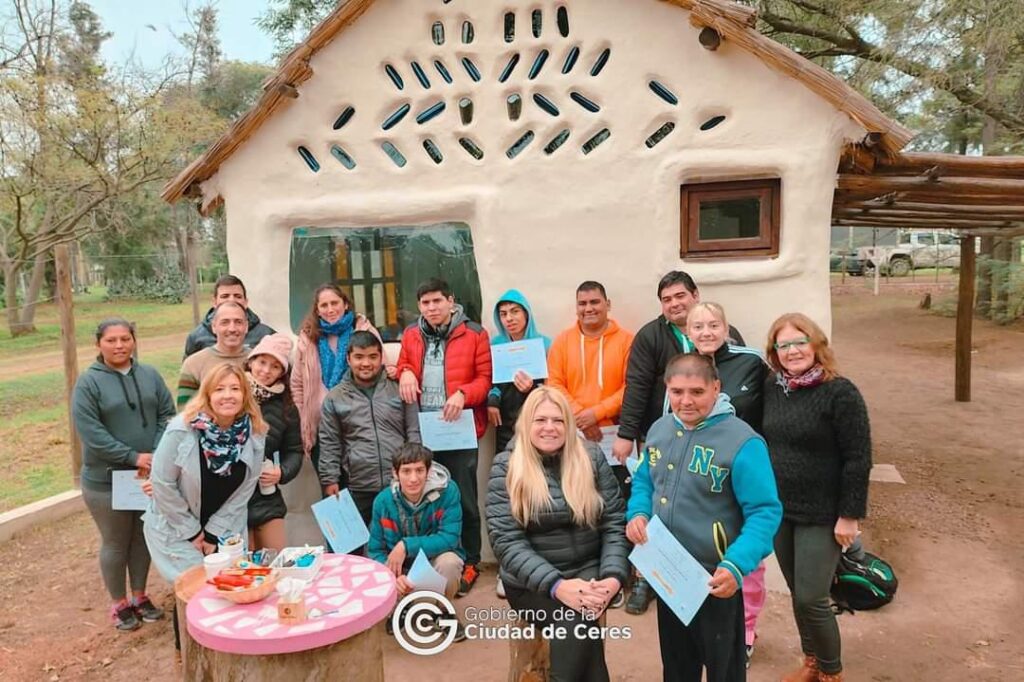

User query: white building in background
[163,0,913,551]
[164,0,909,347]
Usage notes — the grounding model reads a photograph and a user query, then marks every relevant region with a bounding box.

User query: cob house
[167,0,1024,543]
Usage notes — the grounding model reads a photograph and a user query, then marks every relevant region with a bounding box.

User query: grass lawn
[0,286,207,361]
[0,290,199,512]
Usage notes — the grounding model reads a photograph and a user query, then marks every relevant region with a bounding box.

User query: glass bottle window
[289,223,483,341]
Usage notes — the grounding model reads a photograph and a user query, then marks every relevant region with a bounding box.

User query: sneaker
[457,564,479,597]
[113,603,142,631]
[608,589,625,609]
[496,576,506,599]
[133,596,165,623]
[625,578,653,615]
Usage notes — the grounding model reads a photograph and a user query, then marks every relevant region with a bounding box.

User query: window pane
[290,223,482,341]
[698,197,761,241]
[916,233,935,245]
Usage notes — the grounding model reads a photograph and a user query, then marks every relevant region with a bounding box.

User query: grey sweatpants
[82,486,152,601]
[774,520,843,674]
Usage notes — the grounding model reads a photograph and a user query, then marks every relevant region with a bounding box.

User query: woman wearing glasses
[763,314,872,682]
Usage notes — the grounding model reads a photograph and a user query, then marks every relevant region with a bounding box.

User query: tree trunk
[12,253,47,336]
[976,237,994,316]
[991,238,1013,322]
[3,260,24,336]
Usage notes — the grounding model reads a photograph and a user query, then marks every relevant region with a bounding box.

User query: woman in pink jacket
[291,284,382,463]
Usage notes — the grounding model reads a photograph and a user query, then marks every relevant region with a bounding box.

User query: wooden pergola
[832,145,1024,403]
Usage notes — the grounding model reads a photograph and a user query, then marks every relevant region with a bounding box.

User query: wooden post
[185,220,201,326]
[54,243,82,486]
[955,235,977,402]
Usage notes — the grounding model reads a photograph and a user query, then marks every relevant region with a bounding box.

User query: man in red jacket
[397,278,492,595]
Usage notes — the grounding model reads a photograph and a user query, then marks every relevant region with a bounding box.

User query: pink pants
[742,562,767,646]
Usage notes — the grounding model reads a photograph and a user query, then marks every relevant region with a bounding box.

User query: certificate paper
[311,489,370,554]
[111,470,149,511]
[629,516,711,626]
[418,410,478,452]
[490,339,549,384]
[407,549,448,595]
[597,425,636,468]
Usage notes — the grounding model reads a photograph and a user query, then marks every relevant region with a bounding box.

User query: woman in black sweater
[762,313,872,682]
[486,387,629,682]
[244,334,304,552]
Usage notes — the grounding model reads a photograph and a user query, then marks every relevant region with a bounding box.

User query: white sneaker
[496,576,506,599]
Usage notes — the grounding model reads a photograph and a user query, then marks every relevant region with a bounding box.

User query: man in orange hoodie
[548,281,634,609]
[547,281,634,456]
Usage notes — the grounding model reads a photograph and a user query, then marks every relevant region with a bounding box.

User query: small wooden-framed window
[680,178,781,258]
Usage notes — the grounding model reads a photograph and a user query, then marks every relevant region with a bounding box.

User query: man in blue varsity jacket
[626,353,781,682]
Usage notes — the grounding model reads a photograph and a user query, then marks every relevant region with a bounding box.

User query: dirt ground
[1,287,1022,681]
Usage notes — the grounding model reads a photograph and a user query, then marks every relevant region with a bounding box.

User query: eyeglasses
[774,337,811,351]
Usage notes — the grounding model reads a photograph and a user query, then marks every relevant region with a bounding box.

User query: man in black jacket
[612,271,744,614]
[182,275,275,359]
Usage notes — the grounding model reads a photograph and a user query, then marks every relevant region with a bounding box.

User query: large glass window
[289,223,483,341]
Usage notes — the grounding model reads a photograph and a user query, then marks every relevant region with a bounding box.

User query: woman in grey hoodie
[72,319,176,631]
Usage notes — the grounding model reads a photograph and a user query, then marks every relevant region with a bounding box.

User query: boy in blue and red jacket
[369,443,465,601]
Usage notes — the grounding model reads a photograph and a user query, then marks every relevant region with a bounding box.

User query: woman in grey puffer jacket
[486,387,629,682]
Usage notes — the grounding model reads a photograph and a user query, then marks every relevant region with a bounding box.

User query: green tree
[258,0,339,57]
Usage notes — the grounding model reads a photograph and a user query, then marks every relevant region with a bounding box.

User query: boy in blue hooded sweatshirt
[487,289,552,454]
[627,353,781,682]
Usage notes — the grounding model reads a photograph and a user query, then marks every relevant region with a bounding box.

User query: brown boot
[817,672,843,682]
[781,655,819,682]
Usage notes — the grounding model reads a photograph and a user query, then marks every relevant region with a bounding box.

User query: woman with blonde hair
[486,387,629,682]
[687,302,769,666]
[144,362,267,582]
[763,313,872,682]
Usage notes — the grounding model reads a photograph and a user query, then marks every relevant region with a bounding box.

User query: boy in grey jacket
[318,331,421,525]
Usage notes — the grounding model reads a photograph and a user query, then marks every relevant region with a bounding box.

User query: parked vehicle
[829,250,867,275]
[856,230,961,277]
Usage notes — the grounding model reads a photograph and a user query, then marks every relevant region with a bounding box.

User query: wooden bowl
[216,571,279,604]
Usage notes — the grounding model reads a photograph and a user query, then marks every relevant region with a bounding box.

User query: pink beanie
[247,333,293,372]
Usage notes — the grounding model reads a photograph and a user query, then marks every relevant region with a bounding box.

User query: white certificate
[111,470,149,511]
[407,549,448,595]
[490,338,549,384]
[629,516,711,626]
[597,425,635,468]
[418,410,478,452]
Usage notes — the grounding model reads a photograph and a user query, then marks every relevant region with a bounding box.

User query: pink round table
[186,553,396,656]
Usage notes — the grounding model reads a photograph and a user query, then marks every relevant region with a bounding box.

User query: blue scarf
[191,411,251,476]
[318,311,355,390]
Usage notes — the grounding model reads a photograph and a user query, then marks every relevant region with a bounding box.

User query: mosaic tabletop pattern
[186,553,397,655]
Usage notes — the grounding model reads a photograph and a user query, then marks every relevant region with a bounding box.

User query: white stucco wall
[208,0,864,349]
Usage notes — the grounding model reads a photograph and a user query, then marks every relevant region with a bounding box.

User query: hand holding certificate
[407,549,448,595]
[491,338,548,384]
[419,409,478,451]
[628,516,711,626]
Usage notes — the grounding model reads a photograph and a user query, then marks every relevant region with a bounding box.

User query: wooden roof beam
[833,200,1024,216]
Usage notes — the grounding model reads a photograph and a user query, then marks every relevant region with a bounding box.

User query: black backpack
[830,550,898,613]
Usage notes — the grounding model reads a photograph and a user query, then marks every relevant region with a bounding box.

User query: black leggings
[505,578,610,682]
[774,520,843,674]
[82,486,151,601]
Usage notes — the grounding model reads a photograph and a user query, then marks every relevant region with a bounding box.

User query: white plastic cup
[204,552,231,579]
[260,459,278,495]
[219,536,245,560]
